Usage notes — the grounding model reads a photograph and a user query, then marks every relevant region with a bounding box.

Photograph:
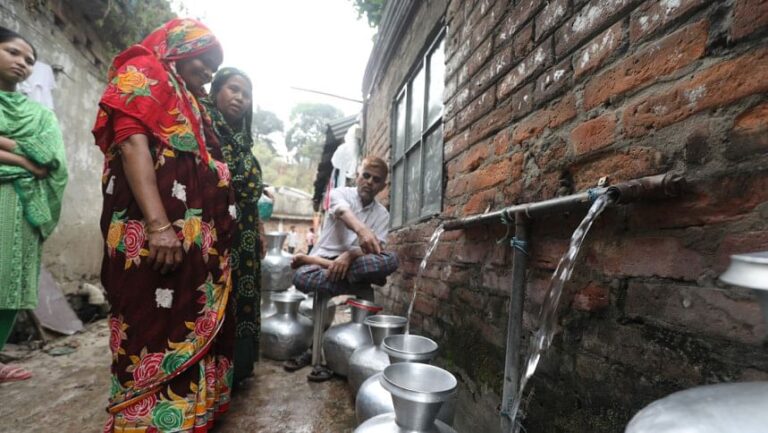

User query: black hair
[0,26,38,61]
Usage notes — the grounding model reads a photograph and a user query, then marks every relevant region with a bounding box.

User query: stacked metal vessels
[261,292,313,360]
[323,298,383,377]
[354,363,458,433]
[260,232,294,319]
[348,315,407,393]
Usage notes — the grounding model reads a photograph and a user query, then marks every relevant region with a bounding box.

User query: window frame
[389,26,446,229]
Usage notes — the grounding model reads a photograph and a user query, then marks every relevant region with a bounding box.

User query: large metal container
[348,315,407,393]
[354,363,457,433]
[261,232,294,292]
[261,292,312,360]
[299,293,338,330]
[356,334,445,425]
[323,298,382,377]
[625,382,768,433]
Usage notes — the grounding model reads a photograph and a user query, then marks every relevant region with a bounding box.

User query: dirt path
[0,318,357,432]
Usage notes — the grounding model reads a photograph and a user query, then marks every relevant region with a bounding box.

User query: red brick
[457,86,497,130]
[625,281,764,344]
[533,138,568,173]
[584,20,708,110]
[623,47,768,137]
[513,93,577,145]
[444,117,457,140]
[731,0,768,41]
[446,38,471,80]
[630,0,707,42]
[468,154,524,191]
[481,269,514,295]
[497,37,553,100]
[726,102,768,160]
[445,87,471,119]
[495,0,542,47]
[445,174,469,199]
[470,47,513,99]
[512,22,535,63]
[572,281,610,312]
[462,188,497,215]
[471,0,507,49]
[466,37,494,80]
[532,237,569,269]
[414,296,438,316]
[571,146,664,190]
[535,0,570,41]
[571,113,618,156]
[445,130,471,162]
[535,58,572,105]
[466,86,532,147]
[455,140,491,174]
[588,236,705,280]
[492,126,516,155]
[555,0,641,56]
[573,21,624,79]
[715,231,768,273]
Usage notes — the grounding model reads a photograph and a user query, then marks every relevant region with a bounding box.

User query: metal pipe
[500,214,529,433]
[443,172,685,231]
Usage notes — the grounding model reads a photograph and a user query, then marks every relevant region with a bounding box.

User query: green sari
[0,90,68,310]
[202,68,263,383]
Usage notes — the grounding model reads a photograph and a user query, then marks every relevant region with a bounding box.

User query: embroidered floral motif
[171,180,187,203]
[155,288,174,309]
[108,316,128,361]
[112,65,158,105]
[213,159,231,187]
[123,220,149,269]
[123,394,157,422]
[128,350,164,388]
[106,211,127,257]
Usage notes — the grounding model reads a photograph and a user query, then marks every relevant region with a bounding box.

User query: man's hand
[327,252,354,282]
[356,226,381,255]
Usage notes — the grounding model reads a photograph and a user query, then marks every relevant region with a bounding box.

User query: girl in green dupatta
[0,27,68,382]
[202,67,265,385]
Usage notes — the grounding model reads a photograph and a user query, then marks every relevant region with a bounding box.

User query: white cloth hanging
[19,61,57,109]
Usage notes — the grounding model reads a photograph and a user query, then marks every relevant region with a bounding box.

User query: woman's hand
[259,233,267,259]
[147,226,183,274]
[25,161,49,179]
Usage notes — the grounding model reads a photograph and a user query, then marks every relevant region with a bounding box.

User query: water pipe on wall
[442,172,685,432]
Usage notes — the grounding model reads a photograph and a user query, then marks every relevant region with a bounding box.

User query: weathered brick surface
[573,21,624,79]
[731,0,768,41]
[584,20,708,110]
[629,0,707,42]
[363,1,768,431]
[726,102,768,160]
[570,112,618,156]
[623,47,768,137]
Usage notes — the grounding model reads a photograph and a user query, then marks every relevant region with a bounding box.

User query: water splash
[405,225,445,335]
[508,194,611,430]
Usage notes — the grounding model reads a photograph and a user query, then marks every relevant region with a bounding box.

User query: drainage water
[405,225,445,335]
[508,194,611,431]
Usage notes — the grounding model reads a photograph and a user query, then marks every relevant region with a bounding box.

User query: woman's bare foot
[0,362,32,383]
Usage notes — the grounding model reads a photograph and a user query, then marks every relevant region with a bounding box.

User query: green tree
[350,0,385,28]
[252,108,284,153]
[285,103,344,167]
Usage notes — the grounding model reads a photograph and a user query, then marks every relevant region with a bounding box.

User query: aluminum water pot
[261,292,312,360]
[348,315,407,393]
[354,363,458,433]
[299,293,337,330]
[356,334,444,425]
[323,298,383,377]
[261,232,294,292]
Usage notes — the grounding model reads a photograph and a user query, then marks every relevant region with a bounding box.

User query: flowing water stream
[405,225,445,335]
[508,194,611,431]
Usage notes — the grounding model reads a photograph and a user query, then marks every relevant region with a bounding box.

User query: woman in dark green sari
[202,68,265,384]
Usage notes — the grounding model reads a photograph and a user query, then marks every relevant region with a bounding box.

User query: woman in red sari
[92,18,235,432]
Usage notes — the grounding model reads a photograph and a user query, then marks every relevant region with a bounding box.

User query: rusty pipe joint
[605,172,685,205]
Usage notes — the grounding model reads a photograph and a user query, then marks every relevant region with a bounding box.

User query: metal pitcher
[261,232,294,292]
[261,292,312,360]
[348,315,407,393]
[354,363,457,433]
[323,298,382,377]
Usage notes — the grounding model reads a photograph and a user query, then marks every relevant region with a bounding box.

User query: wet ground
[0,306,357,433]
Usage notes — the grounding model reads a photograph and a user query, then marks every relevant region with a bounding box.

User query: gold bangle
[147,222,172,234]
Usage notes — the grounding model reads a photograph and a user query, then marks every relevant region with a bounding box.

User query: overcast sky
[175,0,375,125]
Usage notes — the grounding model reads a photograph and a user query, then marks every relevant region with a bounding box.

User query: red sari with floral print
[92,19,235,433]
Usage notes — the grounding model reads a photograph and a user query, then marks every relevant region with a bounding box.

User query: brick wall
[364,0,768,432]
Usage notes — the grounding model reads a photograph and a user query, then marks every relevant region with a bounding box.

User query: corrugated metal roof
[328,115,359,142]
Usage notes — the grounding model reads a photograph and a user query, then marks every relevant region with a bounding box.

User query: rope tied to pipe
[496,209,514,244]
[586,188,602,202]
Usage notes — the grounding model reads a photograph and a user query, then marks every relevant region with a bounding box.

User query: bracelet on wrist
[146,222,172,234]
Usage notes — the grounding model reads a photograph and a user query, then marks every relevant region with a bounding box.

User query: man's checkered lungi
[293,252,399,296]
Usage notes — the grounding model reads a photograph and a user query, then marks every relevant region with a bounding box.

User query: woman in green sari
[0,27,68,382]
[202,67,265,385]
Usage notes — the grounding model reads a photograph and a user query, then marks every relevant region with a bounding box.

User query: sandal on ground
[283,352,312,372]
[307,365,334,382]
[0,363,32,383]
